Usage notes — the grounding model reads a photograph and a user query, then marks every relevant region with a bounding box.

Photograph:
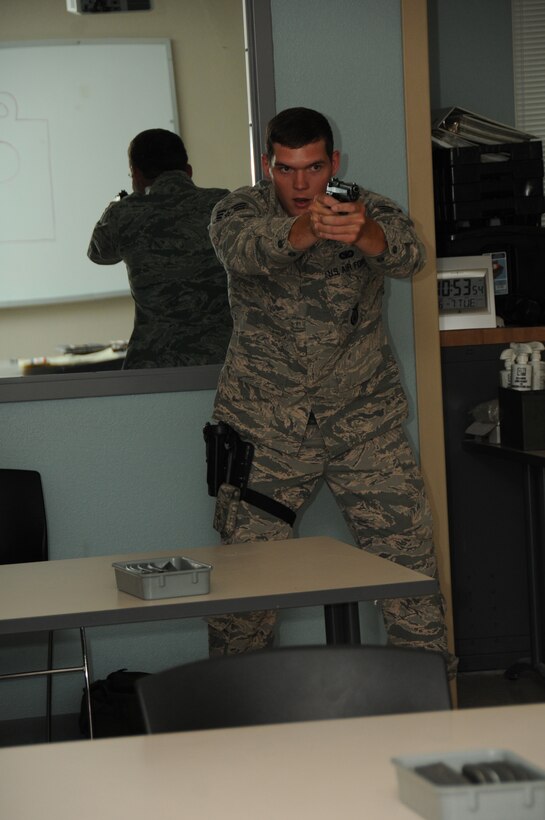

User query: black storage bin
[433,141,545,233]
[499,387,545,450]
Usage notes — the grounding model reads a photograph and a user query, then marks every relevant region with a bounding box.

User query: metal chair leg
[80,627,94,739]
[46,630,53,742]
[0,628,92,742]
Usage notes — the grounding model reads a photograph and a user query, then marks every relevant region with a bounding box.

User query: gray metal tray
[393,748,545,820]
[112,556,212,600]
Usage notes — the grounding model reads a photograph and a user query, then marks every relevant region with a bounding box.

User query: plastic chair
[135,644,451,734]
[0,469,93,741]
[0,469,53,740]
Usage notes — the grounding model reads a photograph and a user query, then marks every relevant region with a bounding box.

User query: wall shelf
[441,325,545,347]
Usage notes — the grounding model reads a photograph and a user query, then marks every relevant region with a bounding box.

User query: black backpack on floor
[79,668,150,738]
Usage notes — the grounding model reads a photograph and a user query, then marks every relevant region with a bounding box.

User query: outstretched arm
[289,189,425,279]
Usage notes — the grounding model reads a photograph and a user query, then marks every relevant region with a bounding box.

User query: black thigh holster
[203,422,295,527]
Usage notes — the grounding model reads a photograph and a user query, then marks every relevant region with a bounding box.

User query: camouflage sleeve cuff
[271,217,305,262]
[362,220,426,280]
[210,196,305,272]
[241,216,305,269]
[359,190,426,279]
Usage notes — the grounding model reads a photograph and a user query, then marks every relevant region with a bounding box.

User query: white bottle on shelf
[529,341,545,390]
[499,348,516,388]
[510,343,533,391]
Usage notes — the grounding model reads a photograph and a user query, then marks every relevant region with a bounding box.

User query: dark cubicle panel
[433,141,544,671]
[441,342,531,671]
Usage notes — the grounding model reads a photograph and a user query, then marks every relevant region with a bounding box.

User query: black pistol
[326,177,360,202]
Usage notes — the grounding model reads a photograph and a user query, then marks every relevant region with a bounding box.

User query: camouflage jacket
[88,171,232,368]
[209,179,426,455]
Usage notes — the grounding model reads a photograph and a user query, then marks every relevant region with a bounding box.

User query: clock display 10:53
[438,276,488,313]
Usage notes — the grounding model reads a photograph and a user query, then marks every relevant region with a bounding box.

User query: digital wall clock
[436,255,497,331]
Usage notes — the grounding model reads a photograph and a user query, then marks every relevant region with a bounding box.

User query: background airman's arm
[87,203,123,265]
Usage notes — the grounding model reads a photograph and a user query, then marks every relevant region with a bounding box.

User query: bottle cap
[510,342,532,354]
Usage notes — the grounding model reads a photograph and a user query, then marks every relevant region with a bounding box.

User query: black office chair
[0,468,53,740]
[135,644,451,734]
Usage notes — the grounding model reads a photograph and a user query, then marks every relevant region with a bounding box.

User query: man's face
[261,139,340,217]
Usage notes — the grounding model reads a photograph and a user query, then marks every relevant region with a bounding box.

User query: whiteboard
[0,39,179,307]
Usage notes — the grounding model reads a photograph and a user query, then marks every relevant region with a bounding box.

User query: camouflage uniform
[207,180,455,674]
[88,170,232,368]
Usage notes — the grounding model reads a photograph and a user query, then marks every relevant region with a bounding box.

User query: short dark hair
[265,107,334,161]
[128,129,189,180]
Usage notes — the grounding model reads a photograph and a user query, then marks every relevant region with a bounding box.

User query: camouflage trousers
[208,419,457,678]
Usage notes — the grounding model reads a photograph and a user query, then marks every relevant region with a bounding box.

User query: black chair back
[0,468,53,741]
[0,468,48,565]
[136,644,451,734]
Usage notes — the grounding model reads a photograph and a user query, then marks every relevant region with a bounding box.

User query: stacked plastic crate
[433,140,545,255]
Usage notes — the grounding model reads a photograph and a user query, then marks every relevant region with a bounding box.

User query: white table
[0,536,436,637]
[1,703,544,818]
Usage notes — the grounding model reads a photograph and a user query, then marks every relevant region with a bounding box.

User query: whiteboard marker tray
[113,556,213,600]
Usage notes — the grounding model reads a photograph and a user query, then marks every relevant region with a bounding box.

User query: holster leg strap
[242,487,296,527]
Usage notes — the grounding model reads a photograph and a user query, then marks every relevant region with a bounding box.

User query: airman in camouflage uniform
[207,108,455,676]
[88,129,232,368]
